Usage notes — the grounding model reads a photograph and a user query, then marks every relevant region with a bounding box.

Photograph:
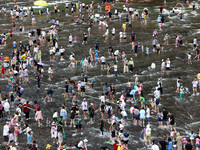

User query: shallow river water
[0,0,200,149]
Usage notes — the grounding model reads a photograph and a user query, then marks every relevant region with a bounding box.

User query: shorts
[81,87,85,92]
[146,134,151,139]
[135,115,139,120]
[158,117,163,121]
[122,116,127,119]
[71,114,75,119]
[76,124,82,129]
[84,37,87,41]
[166,67,170,70]
[61,52,64,56]
[89,113,94,118]
[101,62,106,65]
[140,117,145,120]
[163,118,168,122]
[4,136,8,142]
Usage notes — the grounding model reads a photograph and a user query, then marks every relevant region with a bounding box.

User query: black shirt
[159,140,167,150]
[185,143,193,150]
[169,115,175,125]
[163,110,168,120]
[37,28,41,36]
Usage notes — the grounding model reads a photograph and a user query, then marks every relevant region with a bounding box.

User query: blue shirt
[168,141,173,150]
[140,109,145,119]
[60,109,67,120]
[27,134,33,144]
[13,41,17,48]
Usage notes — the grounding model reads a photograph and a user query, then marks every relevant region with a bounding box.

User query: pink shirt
[34,104,39,112]
[14,126,20,137]
[35,110,43,120]
[196,138,200,145]
[77,83,81,91]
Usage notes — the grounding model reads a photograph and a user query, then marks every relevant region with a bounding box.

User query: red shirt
[23,104,31,113]
[113,142,119,149]
[9,30,13,34]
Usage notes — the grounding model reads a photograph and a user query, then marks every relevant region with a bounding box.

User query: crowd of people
[0,0,200,150]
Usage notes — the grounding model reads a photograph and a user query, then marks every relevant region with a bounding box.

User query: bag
[124,132,129,137]
[107,107,111,115]
[20,87,24,94]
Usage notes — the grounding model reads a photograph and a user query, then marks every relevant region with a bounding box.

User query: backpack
[107,106,111,115]
[124,132,129,137]
[20,87,24,94]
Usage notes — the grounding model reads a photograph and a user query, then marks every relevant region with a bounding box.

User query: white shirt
[113,65,117,71]
[161,62,165,67]
[106,106,112,112]
[152,144,159,150]
[100,56,106,62]
[16,11,19,16]
[33,47,38,53]
[78,141,84,148]
[188,54,191,59]
[59,48,65,53]
[41,31,46,37]
[146,108,150,118]
[112,28,115,34]
[53,112,58,118]
[121,110,127,117]
[119,124,124,130]
[193,38,197,44]
[3,124,9,136]
[114,50,119,56]
[3,101,10,112]
[192,81,198,87]
[83,59,88,66]
[16,107,22,117]
[121,102,126,111]
[69,35,72,42]
[119,32,123,38]
[154,90,160,98]
[81,101,88,110]
[166,61,170,68]
[146,127,151,135]
[100,95,105,103]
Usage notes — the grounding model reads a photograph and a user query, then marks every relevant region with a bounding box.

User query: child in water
[180,86,184,100]
[146,46,149,55]
[46,117,51,127]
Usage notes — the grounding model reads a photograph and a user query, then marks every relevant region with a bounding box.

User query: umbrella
[34,0,48,6]
[37,62,45,66]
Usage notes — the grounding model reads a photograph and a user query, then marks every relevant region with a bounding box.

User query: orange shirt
[5,56,9,62]
[12,20,15,25]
